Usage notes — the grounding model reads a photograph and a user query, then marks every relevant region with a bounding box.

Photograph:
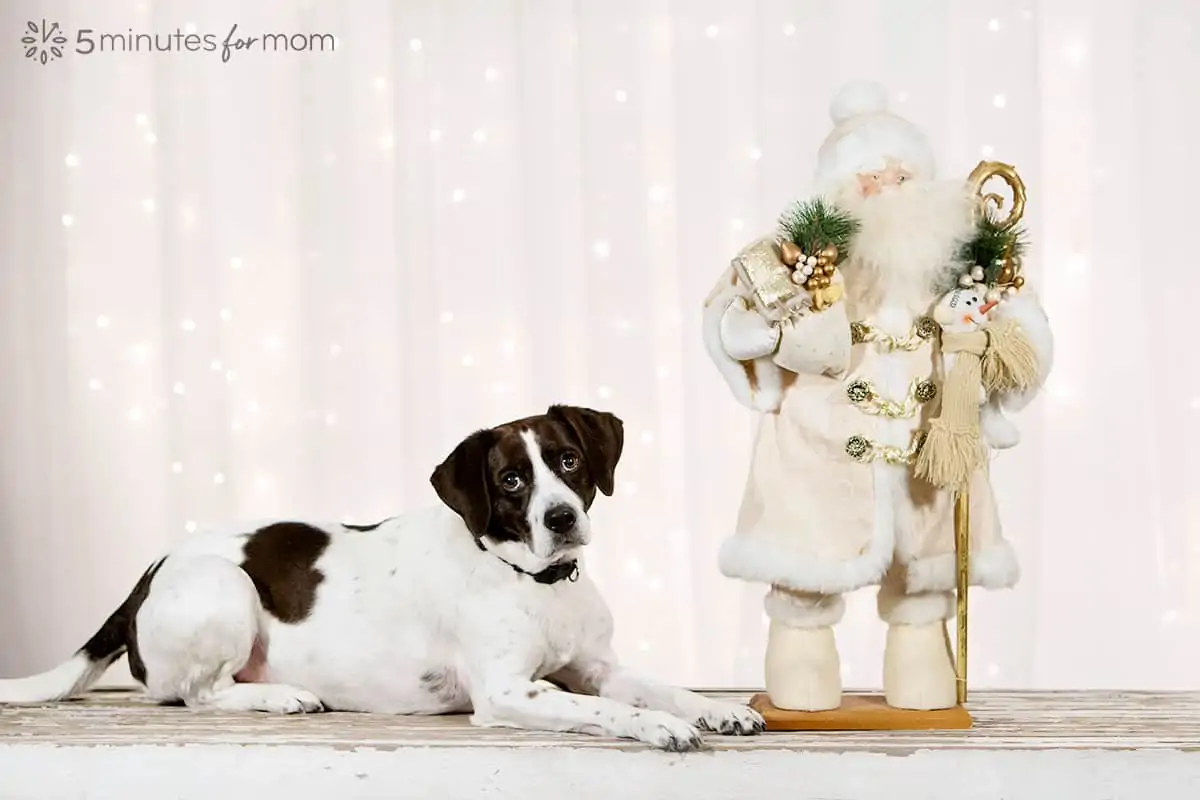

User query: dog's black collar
[473,537,580,585]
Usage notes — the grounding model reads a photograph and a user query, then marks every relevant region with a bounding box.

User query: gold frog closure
[844,431,928,466]
[844,377,938,419]
[850,317,940,352]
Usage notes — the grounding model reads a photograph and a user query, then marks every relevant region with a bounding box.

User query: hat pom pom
[829,80,889,124]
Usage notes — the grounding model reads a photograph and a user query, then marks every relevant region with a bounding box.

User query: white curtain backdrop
[2,0,1197,691]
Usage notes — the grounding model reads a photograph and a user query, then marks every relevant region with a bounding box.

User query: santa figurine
[701,81,1054,712]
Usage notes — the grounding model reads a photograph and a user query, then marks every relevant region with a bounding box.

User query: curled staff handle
[967,160,1027,230]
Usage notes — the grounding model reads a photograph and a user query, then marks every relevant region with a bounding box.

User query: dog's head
[430,404,624,572]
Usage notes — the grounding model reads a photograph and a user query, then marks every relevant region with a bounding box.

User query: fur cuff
[719,527,894,596]
[903,539,1020,593]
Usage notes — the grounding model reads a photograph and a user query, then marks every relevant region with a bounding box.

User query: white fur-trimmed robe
[702,251,1054,598]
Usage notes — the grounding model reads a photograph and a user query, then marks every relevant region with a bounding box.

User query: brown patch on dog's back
[240,522,331,623]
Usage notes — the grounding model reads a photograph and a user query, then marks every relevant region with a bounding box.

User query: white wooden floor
[1,687,1198,751]
[2,688,1199,799]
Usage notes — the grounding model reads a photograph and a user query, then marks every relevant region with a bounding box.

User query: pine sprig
[777,197,860,258]
[933,215,1030,294]
[957,216,1028,285]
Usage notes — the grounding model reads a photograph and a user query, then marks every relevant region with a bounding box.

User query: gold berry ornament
[777,238,847,310]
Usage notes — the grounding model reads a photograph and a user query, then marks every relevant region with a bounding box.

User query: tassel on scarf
[914,329,989,490]
[980,318,1040,395]
[916,317,1043,490]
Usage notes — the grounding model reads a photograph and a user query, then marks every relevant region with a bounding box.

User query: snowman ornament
[930,286,1021,449]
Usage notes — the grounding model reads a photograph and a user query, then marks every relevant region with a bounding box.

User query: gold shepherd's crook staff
[956,160,1027,705]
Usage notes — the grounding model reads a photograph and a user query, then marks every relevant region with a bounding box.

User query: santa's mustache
[837,177,972,218]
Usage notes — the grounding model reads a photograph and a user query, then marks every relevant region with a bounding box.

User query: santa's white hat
[813,81,936,188]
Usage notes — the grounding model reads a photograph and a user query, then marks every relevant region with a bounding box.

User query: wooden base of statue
[750,693,973,731]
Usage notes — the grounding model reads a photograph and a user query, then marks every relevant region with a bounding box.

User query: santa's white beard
[833,178,976,311]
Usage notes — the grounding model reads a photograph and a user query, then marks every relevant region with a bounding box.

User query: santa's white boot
[763,587,843,711]
[878,585,957,710]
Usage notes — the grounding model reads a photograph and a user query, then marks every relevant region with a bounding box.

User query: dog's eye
[560,451,580,472]
[500,472,523,492]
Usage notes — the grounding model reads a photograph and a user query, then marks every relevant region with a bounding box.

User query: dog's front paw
[626,710,705,752]
[265,688,325,714]
[693,701,766,736]
[239,685,325,714]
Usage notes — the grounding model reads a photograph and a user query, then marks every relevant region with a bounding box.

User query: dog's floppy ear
[547,405,624,496]
[430,428,497,536]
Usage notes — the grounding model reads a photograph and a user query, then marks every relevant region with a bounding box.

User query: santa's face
[855,160,915,197]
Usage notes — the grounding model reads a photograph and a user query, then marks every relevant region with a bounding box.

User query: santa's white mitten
[720,298,780,361]
[772,296,852,378]
[980,393,1020,449]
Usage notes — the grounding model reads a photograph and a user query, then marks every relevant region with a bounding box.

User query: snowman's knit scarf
[915,319,1039,489]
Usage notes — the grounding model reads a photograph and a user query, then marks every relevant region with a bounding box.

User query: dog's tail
[0,558,164,704]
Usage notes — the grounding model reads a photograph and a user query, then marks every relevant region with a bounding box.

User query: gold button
[846,380,872,403]
[845,436,871,461]
[916,317,940,340]
[850,321,868,344]
[914,380,937,403]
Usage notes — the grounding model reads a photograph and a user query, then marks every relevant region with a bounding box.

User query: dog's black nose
[544,505,577,535]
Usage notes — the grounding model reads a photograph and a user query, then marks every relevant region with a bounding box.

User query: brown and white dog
[0,405,763,750]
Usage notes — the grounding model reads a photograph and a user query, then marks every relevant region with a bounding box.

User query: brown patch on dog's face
[430,405,624,550]
[544,404,623,499]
